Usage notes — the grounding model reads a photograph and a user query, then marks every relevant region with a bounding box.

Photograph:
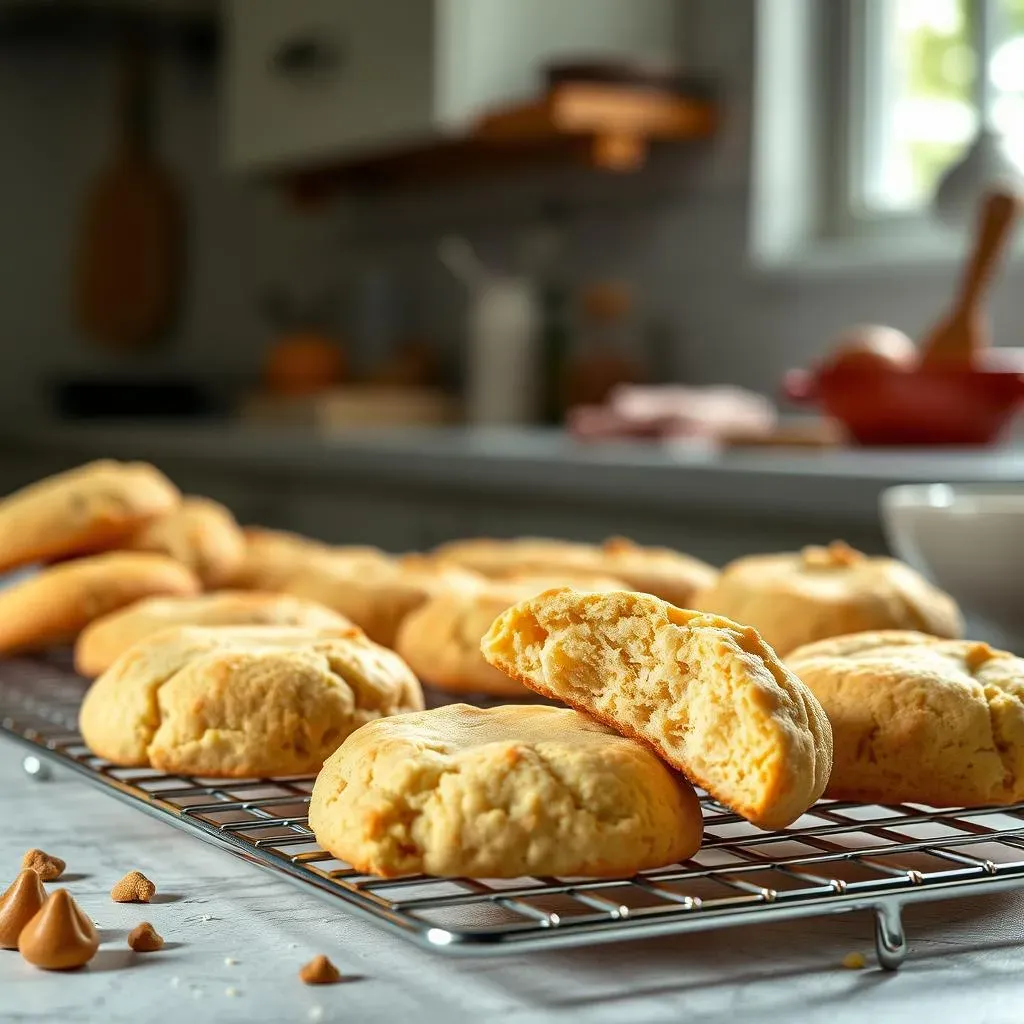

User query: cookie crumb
[127,922,164,952]
[111,870,156,903]
[224,956,238,966]
[170,977,181,988]
[225,987,240,997]
[309,1007,325,1022]
[842,951,867,970]
[299,954,342,985]
[21,849,65,881]
[200,914,212,922]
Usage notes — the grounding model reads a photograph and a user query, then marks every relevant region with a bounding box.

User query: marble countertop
[4,422,1024,526]
[3,744,1024,1024]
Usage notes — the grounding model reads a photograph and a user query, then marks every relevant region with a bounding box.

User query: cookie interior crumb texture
[482,587,833,829]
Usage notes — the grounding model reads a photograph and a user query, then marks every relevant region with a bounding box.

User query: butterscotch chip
[482,588,833,830]
[22,849,65,882]
[692,543,961,656]
[309,704,703,878]
[111,870,156,903]
[80,626,424,778]
[842,951,866,969]
[0,870,47,949]
[123,497,246,589]
[299,954,342,985]
[18,889,99,970]
[127,921,164,952]
[0,459,180,573]
[788,631,1024,806]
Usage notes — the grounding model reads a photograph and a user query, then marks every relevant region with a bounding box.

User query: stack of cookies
[4,459,1018,886]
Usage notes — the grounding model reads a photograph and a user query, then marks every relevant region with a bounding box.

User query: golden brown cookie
[430,537,603,578]
[74,590,351,677]
[599,537,719,606]
[692,542,962,656]
[395,575,627,696]
[285,555,482,649]
[482,588,832,830]
[227,527,385,591]
[0,460,180,572]
[309,703,703,878]
[122,496,246,589]
[787,631,1024,807]
[79,625,424,777]
[0,553,199,654]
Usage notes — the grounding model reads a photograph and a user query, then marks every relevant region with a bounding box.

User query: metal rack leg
[874,902,907,971]
[22,754,52,781]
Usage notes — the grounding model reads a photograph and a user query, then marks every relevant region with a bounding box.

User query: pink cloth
[568,385,777,441]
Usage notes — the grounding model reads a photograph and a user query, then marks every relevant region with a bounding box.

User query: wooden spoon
[919,188,1022,367]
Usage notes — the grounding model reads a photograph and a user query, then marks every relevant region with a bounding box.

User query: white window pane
[861,0,1024,216]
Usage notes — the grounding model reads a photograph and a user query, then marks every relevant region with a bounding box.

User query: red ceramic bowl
[783,365,1024,446]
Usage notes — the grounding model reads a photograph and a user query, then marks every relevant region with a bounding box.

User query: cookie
[227,527,385,591]
[0,553,199,654]
[285,555,482,648]
[308,703,703,878]
[599,537,719,607]
[430,537,603,578]
[482,588,832,829]
[123,496,246,589]
[787,631,1024,807]
[0,460,180,572]
[395,575,627,697]
[74,591,351,677]
[79,625,424,777]
[692,542,962,656]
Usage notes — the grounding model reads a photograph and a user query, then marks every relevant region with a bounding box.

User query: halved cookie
[395,575,627,697]
[74,590,351,677]
[482,588,832,830]
[309,703,703,878]
[79,625,424,777]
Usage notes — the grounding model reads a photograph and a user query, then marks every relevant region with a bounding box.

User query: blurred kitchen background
[1,0,1023,561]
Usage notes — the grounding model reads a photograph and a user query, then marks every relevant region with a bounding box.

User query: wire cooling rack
[4,656,1024,971]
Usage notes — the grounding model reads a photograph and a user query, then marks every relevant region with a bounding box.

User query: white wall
[1,0,1021,425]
[0,40,339,421]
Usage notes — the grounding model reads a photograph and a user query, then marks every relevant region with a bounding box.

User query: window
[852,0,1024,216]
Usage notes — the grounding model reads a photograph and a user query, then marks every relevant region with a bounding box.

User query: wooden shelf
[285,82,717,199]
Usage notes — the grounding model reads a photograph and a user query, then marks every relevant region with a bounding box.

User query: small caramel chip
[22,849,65,882]
[111,870,156,903]
[127,921,164,952]
[802,541,864,569]
[841,951,867,970]
[299,954,342,985]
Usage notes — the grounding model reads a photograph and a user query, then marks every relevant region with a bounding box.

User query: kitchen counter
[3,744,1024,1024]
[3,423,1023,525]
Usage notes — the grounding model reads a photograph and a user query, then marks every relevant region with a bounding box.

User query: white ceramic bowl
[881,484,1024,649]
